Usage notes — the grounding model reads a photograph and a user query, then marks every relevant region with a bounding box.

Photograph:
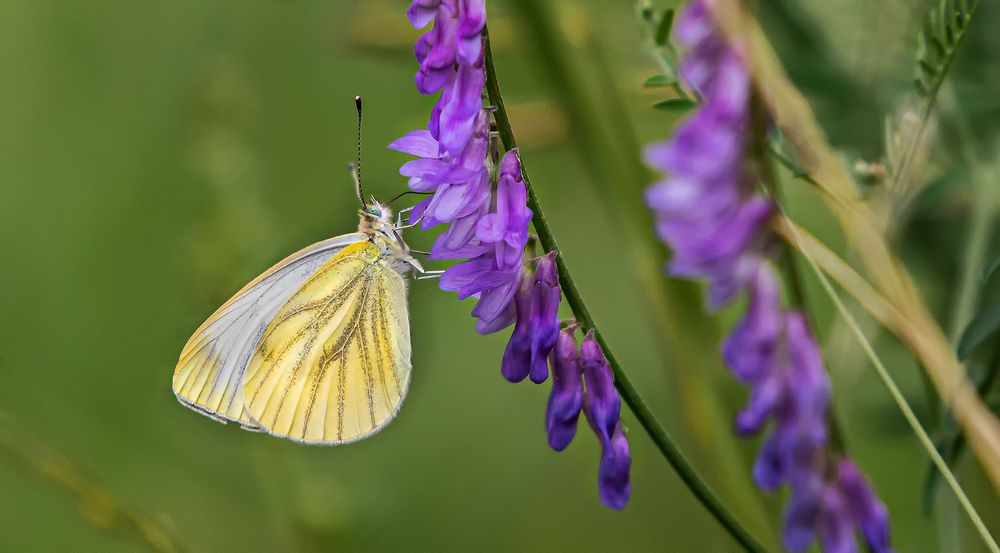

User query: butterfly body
[173,202,421,445]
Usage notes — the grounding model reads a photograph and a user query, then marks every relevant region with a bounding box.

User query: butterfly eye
[367,207,381,217]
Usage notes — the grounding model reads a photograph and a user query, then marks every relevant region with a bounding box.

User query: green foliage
[958,303,1000,360]
[652,98,696,113]
[643,74,676,88]
[654,8,675,46]
[914,0,976,98]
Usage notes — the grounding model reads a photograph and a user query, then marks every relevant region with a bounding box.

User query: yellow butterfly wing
[172,233,368,427]
[242,241,412,445]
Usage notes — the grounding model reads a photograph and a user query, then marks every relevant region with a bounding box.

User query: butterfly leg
[395,213,424,231]
[394,207,416,228]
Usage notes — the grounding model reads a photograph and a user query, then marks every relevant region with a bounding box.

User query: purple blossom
[477,150,532,268]
[540,328,630,510]
[581,330,621,448]
[598,423,632,510]
[819,485,856,553]
[397,0,630,512]
[498,252,559,383]
[579,332,631,509]
[645,0,892,547]
[783,475,824,552]
[529,252,560,383]
[838,460,894,553]
[408,0,487,155]
[501,271,533,382]
[546,326,584,451]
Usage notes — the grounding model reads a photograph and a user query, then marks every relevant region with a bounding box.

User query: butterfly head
[359,200,393,227]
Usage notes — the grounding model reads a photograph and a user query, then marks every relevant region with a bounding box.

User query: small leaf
[918,59,939,76]
[653,98,696,113]
[655,8,675,46]
[931,35,949,57]
[982,253,1000,283]
[957,302,1000,360]
[643,74,675,88]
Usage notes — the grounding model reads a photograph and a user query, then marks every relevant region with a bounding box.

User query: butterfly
[172,97,432,445]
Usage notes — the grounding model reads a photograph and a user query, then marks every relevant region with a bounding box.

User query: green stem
[752,97,847,455]
[484,27,767,553]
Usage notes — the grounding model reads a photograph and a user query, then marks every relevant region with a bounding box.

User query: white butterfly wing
[172,232,368,427]
[242,241,413,444]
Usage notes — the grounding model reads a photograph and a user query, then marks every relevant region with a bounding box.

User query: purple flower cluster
[394,0,630,510]
[644,1,891,550]
[546,324,632,508]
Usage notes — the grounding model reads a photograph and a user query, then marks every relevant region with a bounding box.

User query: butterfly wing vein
[171,233,367,427]
[242,242,411,445]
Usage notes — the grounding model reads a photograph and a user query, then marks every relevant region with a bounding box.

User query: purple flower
[477,150,532,269]
[581,330,621,448]
[546,326,584,451]
[409,0,486,94]
[498,252,560,383]
[577,329,632,509]
[500,271,533,382]
[397,0,629,512]
[408,0,487,155]
[782,475,824,552]
[529,252,560,383]
[818,484,857,553]
[838,460,893,553]
[598,423,632,510]
[645,0,892,546]
[397,110,491,237]
[724,265,782,383]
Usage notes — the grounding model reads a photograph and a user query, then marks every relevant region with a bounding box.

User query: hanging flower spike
[397,0,633,514]
[546,325,584,451]
[644,0,893,547]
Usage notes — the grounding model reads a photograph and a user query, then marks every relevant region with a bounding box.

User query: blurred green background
[1,1,999,551]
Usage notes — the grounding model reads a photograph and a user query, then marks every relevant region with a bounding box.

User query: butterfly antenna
[352,95,366,208]
[386,189,434,205]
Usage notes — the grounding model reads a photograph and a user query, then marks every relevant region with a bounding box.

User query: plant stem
[751,97,848,456]
[484,27,766,553]
[781,219,1000,553]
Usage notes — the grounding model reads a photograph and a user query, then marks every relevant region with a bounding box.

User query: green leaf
[912,0,977,99]
[957,302,1000,360]
[654,8,675,46]
[643,74,675,88]
[653,98,696,113]
[983,253,1000,283]
[918,59,939,77]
